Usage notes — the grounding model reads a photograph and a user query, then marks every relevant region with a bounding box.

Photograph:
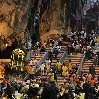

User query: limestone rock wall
[39,0,62,42]
[0,0,29,38]
[0,0,16,37]
[0,0,66,42]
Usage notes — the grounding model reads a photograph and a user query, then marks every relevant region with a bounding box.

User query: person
[33,57,38,65]
[59,84,66,97]
[48,51,53,62]
[0,63,4,79]
[68,60,73,73]
[27,83,39,99]
[40,63,45,76]
[89,65,96,78]
[87,73,92,82]
[26,65,34,79]
[43,41,47,48]
[56,60,61,73]
[40,46,45,52]
[82,82,90,99]
[58,39,62,49]
[82,75,86,83]
[53,48,59,59]
[14,90,22,99]
[41,82,58,99]
[30,59,33,66]
[48,69,54,82]
[90,78,95,87]
[45,64,50,75]
[1,92,8,99]
[62,64,68,77]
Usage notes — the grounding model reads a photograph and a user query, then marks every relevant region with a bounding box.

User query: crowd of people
[0,29,99,99]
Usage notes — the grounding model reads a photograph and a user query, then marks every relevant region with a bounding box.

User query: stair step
[83,67,99,69]
[82,70,99,73]
[65,57,82,59]
[84,61,93,63]
[66,61,82,64]
[65,60,81,62]
[82,69,99,71]
[83,65,98,68]
[57,80,67,83]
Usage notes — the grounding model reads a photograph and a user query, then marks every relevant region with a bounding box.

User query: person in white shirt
[40,63,45,76]
[14,90,22,99]
[30,59,33,66]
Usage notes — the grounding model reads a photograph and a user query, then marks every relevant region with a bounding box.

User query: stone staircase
[65,53,83,68]
[25,42,85,85]
[26,47,52,66]
[82,60,99,77]
[51,45,67,66]
[36,42,69,85]
[52,53,83,85]
[31,48,51,62]
[42,52,83,85]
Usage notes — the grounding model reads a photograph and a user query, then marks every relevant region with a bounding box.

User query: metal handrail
[24,44,57,80]
[77,53,86,75]
[60,51,68,64]
[35,44,57,68]
[77,40,93,75]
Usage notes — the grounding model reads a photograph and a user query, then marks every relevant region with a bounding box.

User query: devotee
[40,63,46,76]
[0,28,99,99]
[48,69,54,83]
[48,51,53,62]
[89,65,96,78]
[68,60,73,73]
[62,63,68,78]
[30,59,33,66]
[26,65,34,80]
[53,48,59,60]
[44,62,50,75]
[87,73,92,82]
[59,84,66,97]
[56,60,62,73]
[33,57,38,65]
[41,82,58,99]
[0,63,4,79]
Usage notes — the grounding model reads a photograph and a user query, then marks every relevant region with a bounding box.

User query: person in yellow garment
[48,69,54,82]
[1,93,8,99]
[59,84,66,96]
[43,41,47,48]
[68,60,73,73]
[62,63,68,77]
[56,60,62,72]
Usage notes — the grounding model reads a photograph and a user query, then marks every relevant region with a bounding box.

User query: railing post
[60,51,68,64]
[77,53,86,75]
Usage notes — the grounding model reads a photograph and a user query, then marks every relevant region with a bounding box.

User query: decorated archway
[11,48,25,70]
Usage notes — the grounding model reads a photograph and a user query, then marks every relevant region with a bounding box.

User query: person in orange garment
[69,75,74,82]
[26,65,34,79]
[82,75,86,83]
[0,63,4,79]
[87,73,92,82]
[90,78,95,87]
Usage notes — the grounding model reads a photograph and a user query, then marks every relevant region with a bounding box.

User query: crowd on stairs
[0,29,99,99]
